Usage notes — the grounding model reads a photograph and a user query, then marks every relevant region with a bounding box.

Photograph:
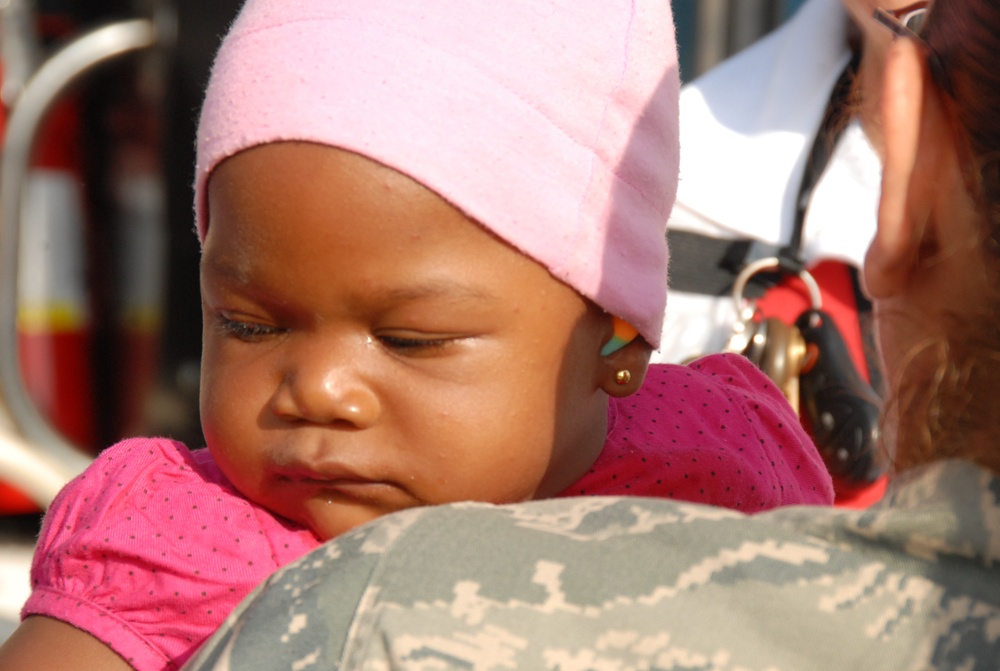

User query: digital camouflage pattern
[183,460,1000,670]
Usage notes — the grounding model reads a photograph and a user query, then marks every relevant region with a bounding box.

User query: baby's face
[200,142,610,540]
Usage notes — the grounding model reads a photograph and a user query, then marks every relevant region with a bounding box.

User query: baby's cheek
[198,399,230,453]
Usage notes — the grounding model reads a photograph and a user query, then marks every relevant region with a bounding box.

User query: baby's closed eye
[215,314,285,341]
[376,330,473,356]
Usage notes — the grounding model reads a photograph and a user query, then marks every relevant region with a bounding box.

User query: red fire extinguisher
[17,96,98,445]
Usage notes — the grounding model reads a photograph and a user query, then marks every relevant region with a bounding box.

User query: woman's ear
[598,334,652,398]
[864,37,927,299]
[865,35,960,300]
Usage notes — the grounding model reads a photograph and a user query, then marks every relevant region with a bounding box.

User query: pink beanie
[195,0,679,347]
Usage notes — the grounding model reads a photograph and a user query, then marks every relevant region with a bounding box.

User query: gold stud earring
[615,369,631,385]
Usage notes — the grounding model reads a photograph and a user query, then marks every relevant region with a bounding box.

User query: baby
[0,1,833,669]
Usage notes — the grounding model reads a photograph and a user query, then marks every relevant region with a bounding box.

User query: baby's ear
[598,332,652,398]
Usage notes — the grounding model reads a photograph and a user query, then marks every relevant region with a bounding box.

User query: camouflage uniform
[183,460,1000,670]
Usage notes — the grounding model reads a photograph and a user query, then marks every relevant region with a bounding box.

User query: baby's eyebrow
[199,255,255,289]
[376,282,500,305]
[202,256,501,306]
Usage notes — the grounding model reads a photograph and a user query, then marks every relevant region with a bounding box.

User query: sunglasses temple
[872,8,955,97]
[873,8,915,38]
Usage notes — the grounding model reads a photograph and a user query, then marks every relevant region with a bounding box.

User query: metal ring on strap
[731,257,823,312]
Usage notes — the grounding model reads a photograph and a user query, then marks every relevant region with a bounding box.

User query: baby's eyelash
[378,335,449,351]
[216,315,281,341]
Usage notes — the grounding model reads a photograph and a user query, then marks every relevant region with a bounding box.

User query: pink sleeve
[23,437,320,671]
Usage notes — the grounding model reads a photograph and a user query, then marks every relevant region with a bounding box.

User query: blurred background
[0,0,810,639]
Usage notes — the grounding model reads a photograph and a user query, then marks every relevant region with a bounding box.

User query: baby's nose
[269,340,380,428]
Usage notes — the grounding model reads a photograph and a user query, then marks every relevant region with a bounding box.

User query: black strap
[849,266,884,395]
[667,231,785,299]
[668,50,861,297]
[785,48,860,261]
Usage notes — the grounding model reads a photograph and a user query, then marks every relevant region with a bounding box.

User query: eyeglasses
[874,2,929,36]
[874,3,953,96]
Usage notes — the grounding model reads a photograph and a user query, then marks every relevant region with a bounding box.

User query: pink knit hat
[195,0,679,347]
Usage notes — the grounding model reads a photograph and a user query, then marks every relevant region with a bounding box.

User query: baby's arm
[0,616,133,671]
[8,437,320,670]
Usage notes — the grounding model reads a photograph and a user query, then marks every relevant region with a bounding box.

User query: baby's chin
[297,489,424,541]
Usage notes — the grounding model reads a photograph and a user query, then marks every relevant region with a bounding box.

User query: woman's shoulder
[187,474,1000,670]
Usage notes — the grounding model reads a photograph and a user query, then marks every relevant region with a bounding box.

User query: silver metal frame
[0,17,161,507]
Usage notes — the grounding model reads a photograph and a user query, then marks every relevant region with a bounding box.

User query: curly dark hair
[925,0,1000,236]
[890,0,1000,474]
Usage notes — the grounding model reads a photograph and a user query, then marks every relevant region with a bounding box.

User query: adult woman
[182,2,1000,668]
[663,0,934,505]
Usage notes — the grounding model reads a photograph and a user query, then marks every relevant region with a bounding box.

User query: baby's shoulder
[629,354,834,507]
[26,438,320,667]
[39,437,238,547]
[641,352,790,410]
[55,437,224,505]
[37,437,317,562]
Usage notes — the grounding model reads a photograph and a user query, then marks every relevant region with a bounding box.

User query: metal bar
[0,19,159,506]
[0,0,43,107]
